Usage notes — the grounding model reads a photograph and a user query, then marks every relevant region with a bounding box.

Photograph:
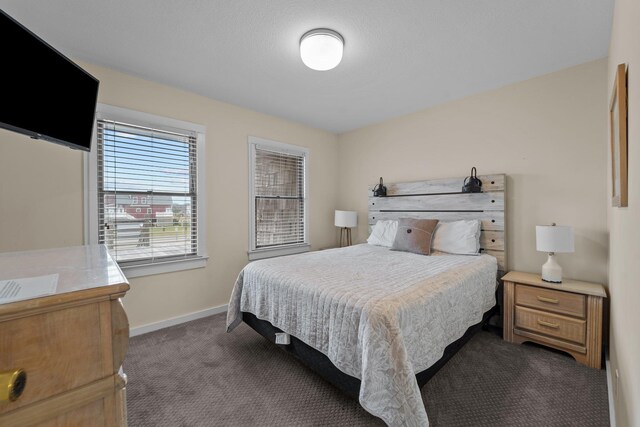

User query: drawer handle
[0,369,27,403]
[537,320,560,329]
[537,296,559,304]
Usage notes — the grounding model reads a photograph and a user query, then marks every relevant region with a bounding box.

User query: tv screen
[0,10,99,151]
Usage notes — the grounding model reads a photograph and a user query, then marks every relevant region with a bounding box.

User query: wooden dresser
[503,271,606,369]
[0,245,130,426]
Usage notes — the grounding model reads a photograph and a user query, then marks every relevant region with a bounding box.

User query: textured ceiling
[1,1,614,133]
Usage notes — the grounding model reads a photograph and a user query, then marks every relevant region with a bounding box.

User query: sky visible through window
[102,128,191,195]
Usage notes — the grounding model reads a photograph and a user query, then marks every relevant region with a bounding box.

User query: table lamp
[536,223,574,283]
[335,210,357,247]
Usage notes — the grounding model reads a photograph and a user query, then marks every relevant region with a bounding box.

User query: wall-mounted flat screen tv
[0,10,99,151]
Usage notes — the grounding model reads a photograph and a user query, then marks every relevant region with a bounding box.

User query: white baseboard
[130,304,228,337]
[605,350,617,427]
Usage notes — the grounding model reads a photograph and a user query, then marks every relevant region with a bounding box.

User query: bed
[227,174,507,426]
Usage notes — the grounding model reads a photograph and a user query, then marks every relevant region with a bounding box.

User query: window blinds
[97,119,198,264]
[253,147,306,248]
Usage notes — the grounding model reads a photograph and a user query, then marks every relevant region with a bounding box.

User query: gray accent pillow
[391,218,439,255]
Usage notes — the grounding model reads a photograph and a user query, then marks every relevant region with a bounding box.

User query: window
[141,197,147,204]
[85,104,207,277]
[248,136,309,260]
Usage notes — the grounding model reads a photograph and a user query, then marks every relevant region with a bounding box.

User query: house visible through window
[86,104,207,277]
[248,136,309,260]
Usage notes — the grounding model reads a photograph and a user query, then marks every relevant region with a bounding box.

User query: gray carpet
[124,313,609,426]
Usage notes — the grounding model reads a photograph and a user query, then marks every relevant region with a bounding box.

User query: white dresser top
[0,245,128,311]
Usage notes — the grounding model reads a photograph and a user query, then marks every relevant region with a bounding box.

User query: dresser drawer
[515,284,585,318]
[514,306,586,345]
[0,303,109,413]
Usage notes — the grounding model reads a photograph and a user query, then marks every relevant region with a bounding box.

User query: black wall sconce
[372,177,387,197]
[462,167,483,193]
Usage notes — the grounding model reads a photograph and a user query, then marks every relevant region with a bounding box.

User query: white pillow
[432,220,481,255]
[367,220,398,247]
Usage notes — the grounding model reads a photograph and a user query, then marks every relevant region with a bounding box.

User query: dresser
[0,245,130,426]
[502,271,606,369]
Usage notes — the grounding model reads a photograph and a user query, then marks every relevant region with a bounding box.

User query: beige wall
[608,0,640,425]
[0,62,338,329]
[337,59,609,285]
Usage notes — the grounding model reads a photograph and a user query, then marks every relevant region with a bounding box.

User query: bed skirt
[242,304,498,401]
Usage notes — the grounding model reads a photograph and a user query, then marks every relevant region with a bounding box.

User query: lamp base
[541,253,563,283]
[339,227,352,247]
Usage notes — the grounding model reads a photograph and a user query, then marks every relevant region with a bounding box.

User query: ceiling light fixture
[300,29,344,71]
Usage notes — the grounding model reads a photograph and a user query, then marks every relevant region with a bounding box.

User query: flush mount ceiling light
[300,29,344,71]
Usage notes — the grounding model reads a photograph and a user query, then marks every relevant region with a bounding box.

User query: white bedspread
[227,244,497,426]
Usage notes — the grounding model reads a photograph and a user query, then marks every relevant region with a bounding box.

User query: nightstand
[502,271,606,369]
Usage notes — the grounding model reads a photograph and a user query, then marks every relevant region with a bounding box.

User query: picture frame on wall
[610,63,628,207]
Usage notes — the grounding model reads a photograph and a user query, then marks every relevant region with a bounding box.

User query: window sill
[248,244,310,261]
[120,256,208,278]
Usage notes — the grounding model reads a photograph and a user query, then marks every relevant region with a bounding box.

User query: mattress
[227,244,497,426]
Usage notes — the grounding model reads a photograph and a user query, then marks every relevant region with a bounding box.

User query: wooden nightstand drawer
[515,284,585,318]
[515,306,586,345]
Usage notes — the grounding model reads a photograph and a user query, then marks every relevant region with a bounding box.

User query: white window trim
[84,104,208,278]
[248,136,310,261]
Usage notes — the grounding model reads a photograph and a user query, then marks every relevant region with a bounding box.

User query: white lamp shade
[335,210,357,228]
[536,225,574,253]
[300,29,344,71]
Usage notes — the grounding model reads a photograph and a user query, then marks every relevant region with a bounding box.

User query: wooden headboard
[368,174,507,273]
